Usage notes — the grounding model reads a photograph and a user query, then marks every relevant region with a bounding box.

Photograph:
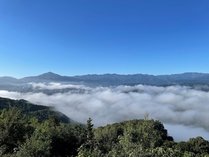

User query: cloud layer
[0,83,209,141]
[28,82,87,90]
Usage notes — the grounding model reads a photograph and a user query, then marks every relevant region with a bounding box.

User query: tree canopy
[0,97,209,157]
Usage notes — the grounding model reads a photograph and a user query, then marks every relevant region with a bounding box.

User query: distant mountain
[21,72,71,82]
[157,72,209,85]
[0,76,19,84]
[1,72,209,89]
[19,72,87,85]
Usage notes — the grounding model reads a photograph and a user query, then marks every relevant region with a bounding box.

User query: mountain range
[2,72,209,84]
[1,72,209,92]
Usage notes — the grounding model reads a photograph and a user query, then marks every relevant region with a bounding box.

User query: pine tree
[86,118,94,143]
[77,118,98,157]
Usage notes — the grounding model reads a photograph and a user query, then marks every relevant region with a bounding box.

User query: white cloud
[28,82,87,90]
[0,84,209,141]
[165,124,209,141]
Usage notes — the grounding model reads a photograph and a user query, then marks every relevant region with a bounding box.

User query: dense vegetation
[0,97,72,123]
[78,119,209,157]
[0,97,209,157]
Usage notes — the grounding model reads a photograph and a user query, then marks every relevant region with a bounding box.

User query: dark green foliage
[93,119,172,154]
[0,108,29,155]
[50,123,86,157]
[176,137,209,156]
[0,97,72,123]
[77,118,100,157]
[0,97,209,157]
[79,119,209,157]
[188,137,209,154]
[0,97,48,111]
[16,117,86,157]
[86,118,94,142]
[0,97,86,157]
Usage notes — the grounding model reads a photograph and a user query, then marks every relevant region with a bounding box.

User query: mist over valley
[1,72,209,141]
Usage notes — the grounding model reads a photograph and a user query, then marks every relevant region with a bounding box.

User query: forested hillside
[0,97,209,157]
[0,97,72,123]
[78,119,209,157]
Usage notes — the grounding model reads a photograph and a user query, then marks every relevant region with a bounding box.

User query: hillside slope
[0,97,73,123]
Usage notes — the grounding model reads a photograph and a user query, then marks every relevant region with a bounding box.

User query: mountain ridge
[1,71,209,79]
[0,97,73,123]
[1,72,209,87]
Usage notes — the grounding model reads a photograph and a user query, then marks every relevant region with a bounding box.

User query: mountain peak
[38,72,61,78]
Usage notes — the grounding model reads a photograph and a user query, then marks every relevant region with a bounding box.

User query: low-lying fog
[0,82,209,141]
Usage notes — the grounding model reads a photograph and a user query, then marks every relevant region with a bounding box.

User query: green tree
[87,118,94,141]
[77,118,102,157]
[16,120,52,157]
[0,108,28,155]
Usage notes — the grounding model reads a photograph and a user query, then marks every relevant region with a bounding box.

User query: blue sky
[0,0,209,77]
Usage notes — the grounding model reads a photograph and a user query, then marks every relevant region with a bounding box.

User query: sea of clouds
[0,82,209,141]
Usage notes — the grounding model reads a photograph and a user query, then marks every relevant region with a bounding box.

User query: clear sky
[0,0,209,77]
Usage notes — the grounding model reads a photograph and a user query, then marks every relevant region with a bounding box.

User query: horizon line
[1,71,209,79]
